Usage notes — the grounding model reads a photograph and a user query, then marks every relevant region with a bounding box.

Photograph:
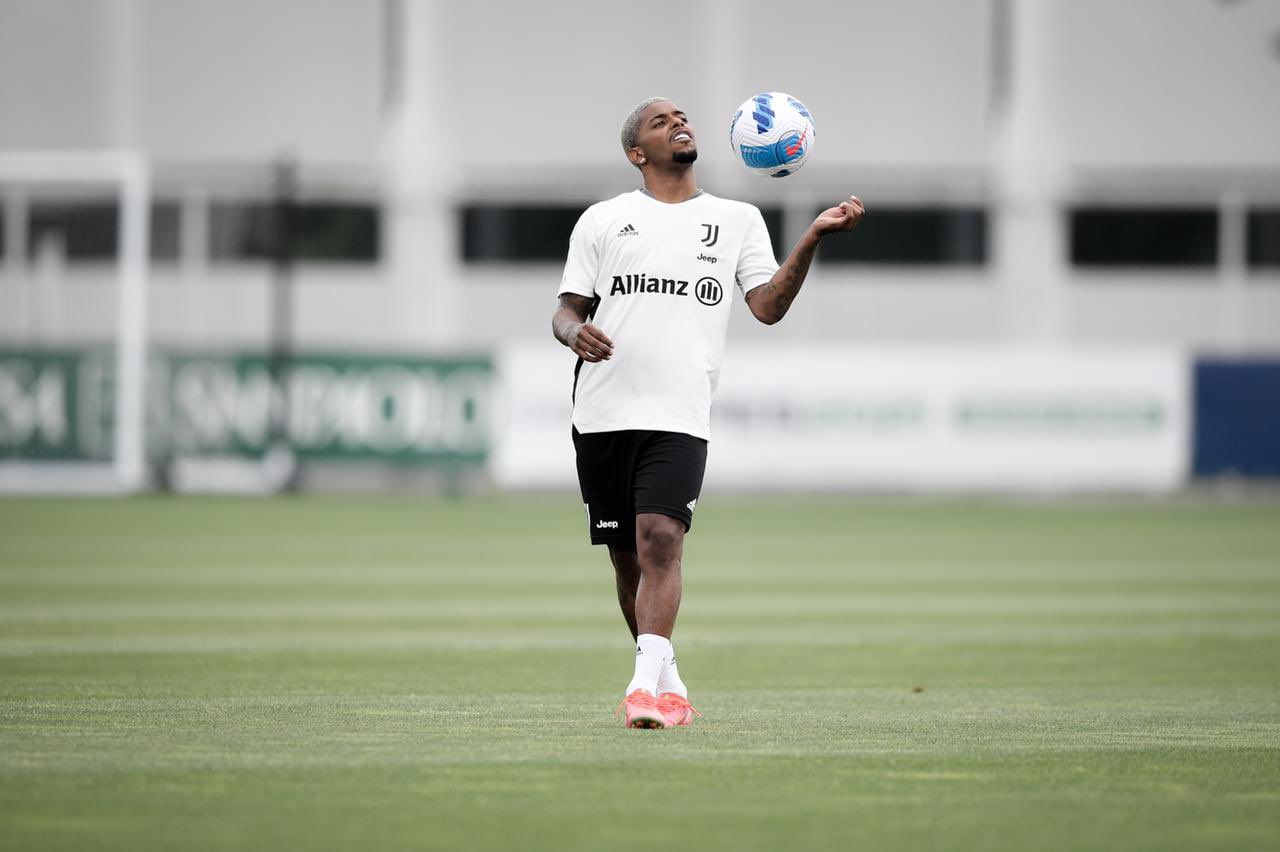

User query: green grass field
[1,495,1278,851]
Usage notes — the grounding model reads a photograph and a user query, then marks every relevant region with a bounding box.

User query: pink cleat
[618,689,665,729]
[656,692,700,727]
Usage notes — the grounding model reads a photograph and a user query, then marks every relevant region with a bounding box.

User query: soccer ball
[729,92,816,178]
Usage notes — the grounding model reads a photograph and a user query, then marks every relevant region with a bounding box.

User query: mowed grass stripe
[0,496,1277,852]
[2,588,1278,617]
[5,687,1277,772]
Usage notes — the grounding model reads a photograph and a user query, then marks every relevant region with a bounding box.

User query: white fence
[493,343,1190,493]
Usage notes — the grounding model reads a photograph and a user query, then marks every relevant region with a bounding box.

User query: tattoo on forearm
[754,240,816,323]
[558,293,594,319]
[553,293,594,346]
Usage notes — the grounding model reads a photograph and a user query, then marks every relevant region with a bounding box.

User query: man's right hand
[567,322,614,362]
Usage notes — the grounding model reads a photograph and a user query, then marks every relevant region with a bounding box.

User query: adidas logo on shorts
[687,499,697,512]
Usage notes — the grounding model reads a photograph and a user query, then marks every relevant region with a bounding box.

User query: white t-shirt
[558,189,780,440]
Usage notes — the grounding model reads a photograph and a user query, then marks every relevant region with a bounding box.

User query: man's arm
[745,195,864,325]
[552,293,614,362]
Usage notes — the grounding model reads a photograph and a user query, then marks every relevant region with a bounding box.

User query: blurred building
[1,0,1277,353]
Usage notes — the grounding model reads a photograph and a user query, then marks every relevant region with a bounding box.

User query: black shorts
[573,428,708,548]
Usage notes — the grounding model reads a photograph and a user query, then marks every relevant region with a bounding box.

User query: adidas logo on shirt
[617,223,639,237]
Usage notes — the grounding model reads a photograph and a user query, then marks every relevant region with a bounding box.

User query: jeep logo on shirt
[694,276,723,306]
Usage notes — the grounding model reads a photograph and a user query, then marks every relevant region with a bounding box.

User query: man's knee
[636,514,684,568]
[609,545,641,580]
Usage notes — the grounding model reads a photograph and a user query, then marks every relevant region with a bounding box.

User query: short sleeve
[736,206,780,298]
[557,207,599,298]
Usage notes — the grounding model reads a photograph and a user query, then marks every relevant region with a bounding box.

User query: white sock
[655,646,688,698]
[625,633,670,697]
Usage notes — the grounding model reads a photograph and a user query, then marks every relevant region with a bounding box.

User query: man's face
[633,101,698,166]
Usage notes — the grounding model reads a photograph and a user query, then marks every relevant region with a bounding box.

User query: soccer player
[552,97,863,729]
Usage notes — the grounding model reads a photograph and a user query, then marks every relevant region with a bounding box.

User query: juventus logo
[700,223,720,247]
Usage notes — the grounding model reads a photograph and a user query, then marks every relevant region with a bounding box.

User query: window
[461,205,584,262]
[460,203,784,263]
[758,207,783,261]
[295,204,379,262]
[26,202,179,262]
[816,206,986,265]
[152,202,180,261]
[1070,207,1217,268]
[1247,208,1280,270]
[210,202,379,262]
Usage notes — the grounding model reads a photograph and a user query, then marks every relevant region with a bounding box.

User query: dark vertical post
[381,0,405,116]
[988,0,1012,122]
[269,157,299,491]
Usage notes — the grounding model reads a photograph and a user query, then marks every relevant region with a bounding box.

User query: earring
[639,158,646,164]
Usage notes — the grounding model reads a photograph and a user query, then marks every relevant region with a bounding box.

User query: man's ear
[627,147,647,167]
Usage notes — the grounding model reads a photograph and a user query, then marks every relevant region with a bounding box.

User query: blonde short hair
[620,97,671,153]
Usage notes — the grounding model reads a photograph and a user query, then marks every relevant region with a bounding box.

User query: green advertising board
[0,348,493,464]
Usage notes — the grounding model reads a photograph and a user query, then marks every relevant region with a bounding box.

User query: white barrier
[490,343,580,489]
[493,343,1190,493]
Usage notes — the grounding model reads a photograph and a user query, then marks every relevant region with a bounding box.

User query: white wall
[1051,0,1280,170]
[0,0,383,161]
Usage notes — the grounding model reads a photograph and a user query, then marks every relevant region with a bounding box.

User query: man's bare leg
[634,513,685,638]
[624,513,686,702]
[607,545,640,641]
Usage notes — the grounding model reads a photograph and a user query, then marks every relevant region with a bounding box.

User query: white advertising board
[493,343,1190,492]
[490,342,581,489]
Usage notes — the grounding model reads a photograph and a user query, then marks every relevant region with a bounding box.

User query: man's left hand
[811,196,864,237]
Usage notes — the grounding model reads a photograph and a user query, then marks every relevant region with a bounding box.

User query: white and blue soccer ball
[729,92,816,178]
